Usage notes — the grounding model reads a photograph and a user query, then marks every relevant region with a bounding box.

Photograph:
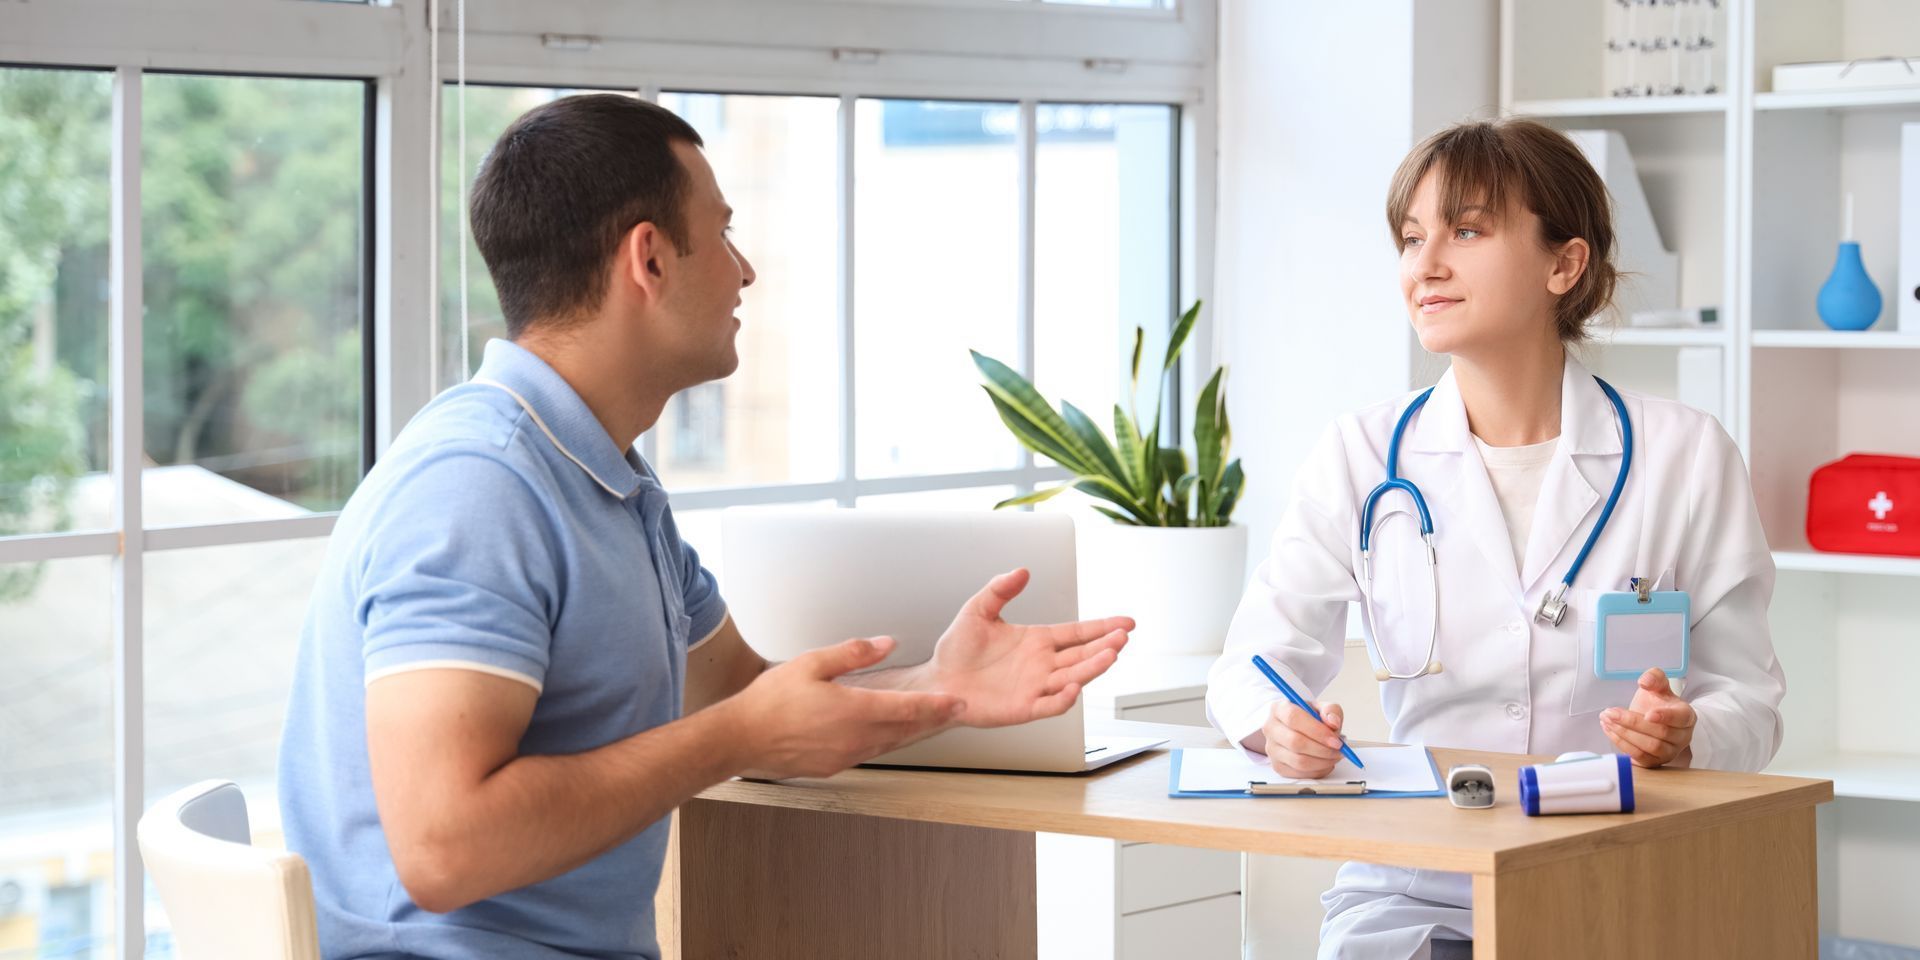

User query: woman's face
[1397,169,1578,358]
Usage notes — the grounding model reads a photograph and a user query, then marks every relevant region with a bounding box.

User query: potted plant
[972,301,1248,655]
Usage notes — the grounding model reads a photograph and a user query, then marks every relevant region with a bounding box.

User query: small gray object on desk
[1446,763,1496,809]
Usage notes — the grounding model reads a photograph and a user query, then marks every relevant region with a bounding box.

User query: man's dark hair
[469,94,706,337]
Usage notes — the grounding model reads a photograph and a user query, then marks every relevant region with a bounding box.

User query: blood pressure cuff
[1807,454,1920,557]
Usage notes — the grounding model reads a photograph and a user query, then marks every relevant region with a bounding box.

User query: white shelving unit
[1510,94,1730,117]
[1502,0,1920,947]
[1752,330,1920,349]
[1774,549,1920,577]
[1596,326,1731,347]
[1756,88,1920,113]
[1771,753,1920,804]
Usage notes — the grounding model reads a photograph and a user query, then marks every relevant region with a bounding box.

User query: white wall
[1215,0,1496,579]
[1214,1,1408,583]
[1212,0,1495,954]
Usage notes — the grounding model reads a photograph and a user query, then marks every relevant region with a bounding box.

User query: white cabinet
[1119,892,1243,960]
[1037,654,1243,960]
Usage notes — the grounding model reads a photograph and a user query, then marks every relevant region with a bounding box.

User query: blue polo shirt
[279,338,727,960]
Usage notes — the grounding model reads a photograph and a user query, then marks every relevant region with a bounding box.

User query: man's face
[655,140,756,384]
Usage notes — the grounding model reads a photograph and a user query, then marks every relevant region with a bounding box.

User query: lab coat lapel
[1401,369,1523,593]
[1519,357,1621,592]
[1519,450,1600,589]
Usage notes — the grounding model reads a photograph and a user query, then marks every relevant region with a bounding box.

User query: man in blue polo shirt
[277,94,1133,959]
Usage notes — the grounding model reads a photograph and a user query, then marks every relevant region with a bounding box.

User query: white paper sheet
[1176,744,1439,794]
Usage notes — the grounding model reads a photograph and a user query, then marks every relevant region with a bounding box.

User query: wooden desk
[657,720,1832,959]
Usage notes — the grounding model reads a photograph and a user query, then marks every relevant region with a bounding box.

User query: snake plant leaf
[1156,447,1189,492]
[1141,300,1202,450]
[1128,326,1145,420]
[1173,472,1198,511]
[1218,368,1233,466]
[1091,506,1138,526]
[1211,458,1245,524]
[1059,400,1129,488]
[972,350,1101,472]
[1195,366,1227,492]
[1138,415,1160,504]
[982,389,1090,474]
[1073,476,1156,525]
[1162,299,1202,375]
[994,484,1075,510]
[1111,403,1143,495]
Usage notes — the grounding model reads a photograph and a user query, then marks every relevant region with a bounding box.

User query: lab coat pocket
[1568,588,1639,717]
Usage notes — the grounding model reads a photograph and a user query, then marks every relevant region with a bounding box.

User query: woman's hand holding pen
[1259,699,1349,779]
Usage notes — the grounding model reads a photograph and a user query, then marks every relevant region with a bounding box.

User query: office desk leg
[1471,806,1817,958]
[657,798,1039,959]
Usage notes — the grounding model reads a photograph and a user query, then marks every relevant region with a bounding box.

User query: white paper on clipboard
[1176,745,1440,794]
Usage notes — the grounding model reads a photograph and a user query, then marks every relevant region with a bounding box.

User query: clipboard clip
[1248,780,1368,796]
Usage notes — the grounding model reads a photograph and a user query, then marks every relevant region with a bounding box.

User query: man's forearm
[396,699,746,913]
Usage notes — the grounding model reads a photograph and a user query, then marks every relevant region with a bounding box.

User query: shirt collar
[1403,353,1622,457]
[469,338,656,500]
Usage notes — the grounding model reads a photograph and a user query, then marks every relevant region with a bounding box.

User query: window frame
[0,1,1215,956]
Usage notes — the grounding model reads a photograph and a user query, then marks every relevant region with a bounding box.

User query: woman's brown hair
[1385,118,1619,343]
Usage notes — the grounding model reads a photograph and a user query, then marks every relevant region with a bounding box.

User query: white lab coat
[1206,357,1786,960]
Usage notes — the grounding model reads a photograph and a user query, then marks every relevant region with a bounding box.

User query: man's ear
[1546,236,1590,296]
[620,221,669,303]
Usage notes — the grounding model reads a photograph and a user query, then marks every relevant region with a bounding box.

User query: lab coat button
[1505,702,1527,721]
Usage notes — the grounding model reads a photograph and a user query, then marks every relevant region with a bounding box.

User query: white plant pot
[1074,519,1249,656]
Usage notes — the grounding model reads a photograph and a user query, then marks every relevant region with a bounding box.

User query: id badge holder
[1593,578,1690,680]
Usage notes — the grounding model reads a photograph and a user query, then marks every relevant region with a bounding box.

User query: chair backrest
[138,780,320,960]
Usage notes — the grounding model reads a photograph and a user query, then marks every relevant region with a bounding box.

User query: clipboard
[1168,746,1447,799]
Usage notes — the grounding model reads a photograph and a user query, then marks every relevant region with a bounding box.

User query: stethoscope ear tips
[1374,661,1444,681]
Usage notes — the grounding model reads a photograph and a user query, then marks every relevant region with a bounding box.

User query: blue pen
[1251,654,1364,769]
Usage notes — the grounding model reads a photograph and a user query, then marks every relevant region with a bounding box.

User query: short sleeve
[356,448,563,692]
[660,505,727,649]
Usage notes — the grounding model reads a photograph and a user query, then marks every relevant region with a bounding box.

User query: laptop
[719,508,1166,773]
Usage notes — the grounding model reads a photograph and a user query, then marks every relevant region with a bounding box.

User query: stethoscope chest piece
[1535,584,1571,627]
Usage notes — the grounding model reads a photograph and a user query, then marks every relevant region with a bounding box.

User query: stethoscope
[1357,376,1633,681]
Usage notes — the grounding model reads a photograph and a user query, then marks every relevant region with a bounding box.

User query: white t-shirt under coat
[1471,433,1558,572]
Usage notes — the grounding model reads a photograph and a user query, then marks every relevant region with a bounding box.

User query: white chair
[138,779,320,960]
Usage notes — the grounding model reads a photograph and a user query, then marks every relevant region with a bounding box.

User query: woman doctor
[1205,118,1787,960]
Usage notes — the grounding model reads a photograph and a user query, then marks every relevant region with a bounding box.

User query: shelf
[1769,752,1920,803]
[1593,327,1728,347]
[1773,549,1920,578]
[1756,88,1920,113]
[1508,95,1729,118]
[1752,330,1920,350]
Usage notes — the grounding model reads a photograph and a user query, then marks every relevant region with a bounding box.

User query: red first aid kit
[1806,454,1920,557]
